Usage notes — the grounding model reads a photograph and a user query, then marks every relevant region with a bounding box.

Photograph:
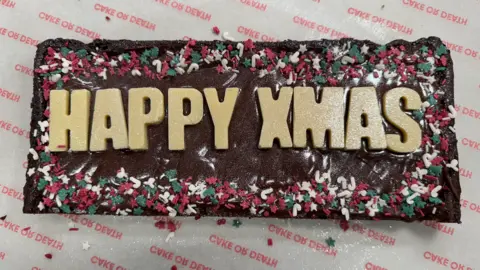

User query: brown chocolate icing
[24,38,460,222]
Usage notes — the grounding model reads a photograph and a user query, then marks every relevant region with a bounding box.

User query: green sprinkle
[381,194,390,202]
[211,197,219,205]
[87,205,97,215]
[428,166,442,176]
[37,178,48,191]
[151,47,159,57]
[417,62,432,72]
[191,51,202,63]
[86,55,92,61]
[121,53,131,62]
[358,202,366,212]
[332,61,342,74]
[136,195,147,207]
[167,69,177,76]
[366,190,377,197]
[142,49,152,58]
[413,196,426,209]
[40,152,51,162]
[232,219,242,228]
[76,49,88,58]
[419,45,429,54]
[303,194,311,202]
[285,195,294,209]
[331,200,338,208]
[116,177,127,183]
[243,58,252,68]
[216,43,226,51]
[429,197,442,204]
[60,47,70,57]
[320,60,327,70]
[171,181,182,193]
[145,185,157,195]
[314,75,326,85]
[364,62,374,72]
[78,180,87,188]
[66,187,75,196]
[325,237,335,247]
[51,176,59,183]
[203,187,215,197]
[435,67,447,72]
[427,95,437,106]
[401,203,414,217]
[431,134,440,144]
[230,50,239,57]
[133,207,144,215]
[98,177,108,187]
[57,189,68,201]
[348,44,364,63]
[60,205,71,214]
[170,55,180,66]
[282,56,289,64]
[140,55,149,65]
[111,196,124,205]
[413,110,424,120]
[435,44,447,56]
[389,63,397,71]
[165,169,177,180]
[374,45,386,54]
[316,183,324,192]
[56,80,64,90]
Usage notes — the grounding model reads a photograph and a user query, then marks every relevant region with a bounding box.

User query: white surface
[0,0,479,269]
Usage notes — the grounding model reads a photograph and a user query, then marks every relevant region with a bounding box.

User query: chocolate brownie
[24,37,460,222]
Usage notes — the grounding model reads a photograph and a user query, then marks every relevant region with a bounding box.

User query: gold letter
[128,87,165,150]
[345,87,387,150]
[49,90,90,152]
[204,88,239,149]
[168,88,203,150]
[293,87,345,148]
[90,89,128,151]
[383,87,422,153]
[258,87,293,148]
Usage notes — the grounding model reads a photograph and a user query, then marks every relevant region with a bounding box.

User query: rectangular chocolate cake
[24,37,460,222]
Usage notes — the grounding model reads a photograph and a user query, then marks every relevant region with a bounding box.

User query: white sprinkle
[222,31,235,41]
[144,178,155,188]
[27,168,36,176]
[429,123,441,134]
[337,190,352,198]
[175,67,185,75]
[29,148,39,160]
[186,63,199,74]
[448,105,457,118]
[260,187,273,200]
[432,207,437,214]
[95,57,105,65]
[358,190,367,196]
[383,70,397,79]
[251,54,261,68]
[422,153,434,168]
[187,204,197,214]
[286,72,294,85]
[249,184,259,193]
[50,73,61,82]
[421,101,431,110]
[37,202,45,211]
[337,176,347,189]
[347,177,356,191]
[56,195,62,207]
[98,68,107,80]
[166,206,177,217]
[265,179,275,184]
[292,203,301,217]
[449,126,456,133]
[109,59,118,67]
[221,58,231,71]
[166,50,174,56]
[341,208,350,220]
[33,129,38,137]
[131,69,141,76]
[236,43,244,57]
[298,44,307,54]
[446,159,459,172]
[401,187,410,196]
[341,55,355,65]
[38,121,49,132]
[129,177,141,189]
[360,44,369,54]
[82,241,91,250]
[406,192,420,204]
[40,65,49,71]
[430,185,442,198]
[165,232,175,243]
[289,52,300,64]
[152,59,162,73]
[258,69,268,78]
[275,59,286,69]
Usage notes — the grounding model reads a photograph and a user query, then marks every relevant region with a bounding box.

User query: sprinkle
[341,207,350,220]
[171,266,178,270]
[0,215,6,221]
[29,148,39,160]
[325,237,335,247]
[260,188,273,200]
[222,32,235,41]
[298,44,307,54]
[232,219,242,228]
[217,218,226,225]
[212,26,220,35]
[45,253,53,259]
[446,159,459,171]
[165,231,175,242]
[82,241,91,250]
[339,220,349,231]
[267,238,273,246]
[23,227,31,232]
[69,227,79,231]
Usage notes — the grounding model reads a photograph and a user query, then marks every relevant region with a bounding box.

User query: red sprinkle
[105,16,111,21]
[171,266,177,270]
[69,227,79,231]
[194,214,201,220]
[339,220,350,231]
[212,26,220,35]
[267,238,273,246]
[45,253,53,259]
[23,227,31,231]
[216,218,226,225]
